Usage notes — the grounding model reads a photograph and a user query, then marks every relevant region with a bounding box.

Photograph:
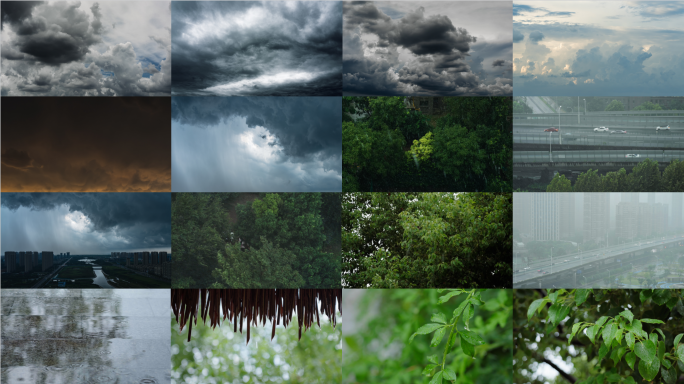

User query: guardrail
[514,134,684,148]
[514,150,684,163]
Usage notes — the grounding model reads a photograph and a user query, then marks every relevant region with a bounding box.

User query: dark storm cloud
[172,97,341,161]
[1,193,170,231]
[513,29,524,42]
[343,2,512,96]
[529,31,545,43]
[171,1,343,96]
[1,98,171,192]
[493,59,506,67]
[1,1,170,96]
[1,193,171,253]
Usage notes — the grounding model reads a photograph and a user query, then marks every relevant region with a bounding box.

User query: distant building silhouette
[42,251,54,271]
[6,252,17,273]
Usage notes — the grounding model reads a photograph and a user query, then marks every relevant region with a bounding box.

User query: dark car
[544,127,559,132]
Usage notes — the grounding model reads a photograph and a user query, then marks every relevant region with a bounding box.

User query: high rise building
[24,252,33,272]
[673,194,683,231]
[513,193,533,240]
[18,251,25,267]
[621,192,639,203]
[41,251,54,271]
[559,193,575,240]
[134,252,139,266]
[616,202,638,241]
[151,251,159,264]
[652,203,669,234]
[160,251,168,262]
[531,193,559,241]
[143,251,150,265]
[647,193,656,205]
[584,193,610,244]
[6,252,17,273]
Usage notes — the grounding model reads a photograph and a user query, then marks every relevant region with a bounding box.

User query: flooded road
[1,289,170,383]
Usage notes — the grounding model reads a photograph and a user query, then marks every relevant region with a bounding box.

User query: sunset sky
[1,97,171,192]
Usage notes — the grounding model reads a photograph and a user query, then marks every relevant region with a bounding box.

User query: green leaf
[605,373,621,382]
[656,329,666,343]
[641,318,665,324]
[438,290,463,304]
[431,313,447,325]
[527,299,545,320]
[410,323,445,343]
[638,358,660,381]
[575,289,590,305]
[595,316,609,328]
[625,351,637,370]
[613,347,627,366]
[635,340,657,363]
[587,325,599,344]
[619,310,634,324]
[428,355,439,365]
[677,345,684,362]
[662,367,677,384]
[460,335,475,357]
[658,340,666,360]
[460,330,485,346]
[598,343,611,361]
[453,300,469,321]
[431,327,447,347]
[462,303,474,326]
[675,333,684,347]
[430,371,443,384]
[549,291,560,303]
[422,364,438,377]
[625,332,635,350]
[652,290,671,306]
[469,297,485,306]
[443,369,456,381]
[640,289,653,303]
[650,333,659,344]
[602,323,617,346]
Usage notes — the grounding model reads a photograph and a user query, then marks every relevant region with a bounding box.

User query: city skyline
[1,193,171,255]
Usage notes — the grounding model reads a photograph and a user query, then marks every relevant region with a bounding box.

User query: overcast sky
[513,1,684,96]
[172,97,342,192]
[1,193,171,254]
[343,1,513,96]
[2,98,171,192]
[171,1,342,96]
[0,1,170,96]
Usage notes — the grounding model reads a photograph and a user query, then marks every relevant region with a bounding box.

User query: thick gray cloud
[0,1,170,96]
[343,1,512,96]
[1,193,171,254]
[171,97,342,192]
[171,1,342,96]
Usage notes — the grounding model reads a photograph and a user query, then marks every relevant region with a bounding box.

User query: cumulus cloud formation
[343,1,512,96]
[1,193,171,254]
[2,98,171,192]
[171,97,342,192]
[171,2,342,96]
[0,1,170,96]
[513,1,684,95]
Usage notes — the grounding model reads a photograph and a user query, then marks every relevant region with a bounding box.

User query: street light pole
[558,106,562,145]
[578,96,580,124]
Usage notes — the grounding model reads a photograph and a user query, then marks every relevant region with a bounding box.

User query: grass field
[57,265,96,279]
[102,265,169,288]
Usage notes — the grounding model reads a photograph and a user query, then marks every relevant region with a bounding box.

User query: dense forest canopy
[342,96,512,192]
[172,193,341,288]
[342,192,512,288]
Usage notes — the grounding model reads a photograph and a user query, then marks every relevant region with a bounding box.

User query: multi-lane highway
[513,235,684,286]
[514,150,684,163]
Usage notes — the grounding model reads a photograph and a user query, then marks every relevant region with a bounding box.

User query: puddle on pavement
[1,289,170,384]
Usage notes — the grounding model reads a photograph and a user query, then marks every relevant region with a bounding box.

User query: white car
[594,127,609,132]
[656,125,671,131]
[625,154,640,158]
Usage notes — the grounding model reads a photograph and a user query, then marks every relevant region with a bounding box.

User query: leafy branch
[409,289,486,383]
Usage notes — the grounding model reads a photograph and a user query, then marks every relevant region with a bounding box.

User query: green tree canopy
[342,192,512,288]
[605,100,625,111]
[172,193,341,288]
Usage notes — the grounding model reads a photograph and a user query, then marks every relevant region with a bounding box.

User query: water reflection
[1,289,170,384]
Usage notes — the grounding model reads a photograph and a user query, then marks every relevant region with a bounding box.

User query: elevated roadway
[513,235,684,288]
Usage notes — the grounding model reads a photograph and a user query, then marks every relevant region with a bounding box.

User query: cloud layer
[2,98,171,192]
[171,1,342,96]
[172,97,342,192]
[1,193,171,254]
[1,1,170,96]
[343,1,512,96]
[513,1,684,95]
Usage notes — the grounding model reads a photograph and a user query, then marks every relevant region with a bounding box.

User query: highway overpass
[515,132,684,149]
[513,235,684,288]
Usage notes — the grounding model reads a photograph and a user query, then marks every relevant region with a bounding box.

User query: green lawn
[102,265,169,288]
[57,265,96,279]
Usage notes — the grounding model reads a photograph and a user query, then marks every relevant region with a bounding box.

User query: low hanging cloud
[0,1,170,96]
[343,2,512,96]
[171,1,342,96]
[171,97,342,192]
[1,193,171,254]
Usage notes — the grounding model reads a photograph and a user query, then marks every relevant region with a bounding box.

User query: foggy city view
[513,96,684,192]
[514,192,684,289]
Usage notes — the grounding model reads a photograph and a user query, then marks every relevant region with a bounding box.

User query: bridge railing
[514,134,684,148]
[514,150,684,163]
